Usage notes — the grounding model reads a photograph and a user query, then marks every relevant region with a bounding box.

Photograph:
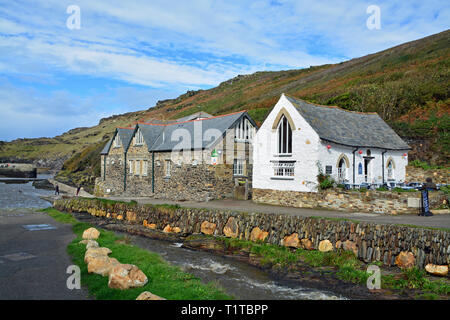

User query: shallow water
[124,233,346,300]
[0,175,54,209]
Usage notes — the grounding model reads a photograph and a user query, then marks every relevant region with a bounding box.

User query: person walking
[55,184,59,195]
[76,185,81,197]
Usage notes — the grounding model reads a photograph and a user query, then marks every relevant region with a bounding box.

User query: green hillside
[1,30,449,191]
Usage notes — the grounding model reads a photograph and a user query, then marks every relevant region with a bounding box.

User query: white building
[252,94,411,193]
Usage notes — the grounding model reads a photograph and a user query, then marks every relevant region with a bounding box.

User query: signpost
[419,189,433,216]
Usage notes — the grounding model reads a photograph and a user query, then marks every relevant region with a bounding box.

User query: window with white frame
[143,160,148,176]
[114,135,122,148]
[234,117,254,142]
[233,159,245,176]
[136,160,141,176]
[277,115,292,154]
[165,160,171,177]
[128,160,133,174]
[272,161,295,177]
[134,129,144,145]
[325,166,333,175]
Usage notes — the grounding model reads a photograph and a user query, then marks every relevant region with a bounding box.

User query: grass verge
[40,207,231,300]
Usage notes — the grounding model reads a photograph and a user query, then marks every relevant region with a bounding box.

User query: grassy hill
[1,29,449,191]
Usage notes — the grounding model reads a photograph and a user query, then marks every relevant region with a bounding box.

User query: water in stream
[0,178,346,300]
[0,175,54,209]
[121,233,346,300]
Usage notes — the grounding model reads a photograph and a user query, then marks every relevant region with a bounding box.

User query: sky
[0,0,448,141]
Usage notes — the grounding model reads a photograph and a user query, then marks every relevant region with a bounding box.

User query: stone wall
[406,166,449,184]
[53,198,450,268]
[252,188,447,214]
[97,131,254,201]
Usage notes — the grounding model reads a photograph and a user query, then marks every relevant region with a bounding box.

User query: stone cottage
[97,110,258,201]
[252,94,411,199]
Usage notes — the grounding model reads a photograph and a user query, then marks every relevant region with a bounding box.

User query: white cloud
[0,0,448,140]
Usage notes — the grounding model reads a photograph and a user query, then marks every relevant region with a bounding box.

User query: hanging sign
[421,190,431,216]
[358,163,363,175]
[211,149,218,165]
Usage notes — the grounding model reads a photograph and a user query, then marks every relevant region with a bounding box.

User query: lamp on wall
[326,145,331,150]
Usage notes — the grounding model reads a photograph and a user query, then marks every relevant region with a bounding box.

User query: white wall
[253,94,321,192]
[318,141,408,185]
[253,94,409,192]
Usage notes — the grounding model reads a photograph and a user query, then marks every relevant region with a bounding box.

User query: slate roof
[140,111,252,152]
[285,95,410,150]
[100,127,135,155]
[102,110,256,155]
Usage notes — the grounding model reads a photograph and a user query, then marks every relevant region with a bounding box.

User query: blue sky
[0,0,448,141]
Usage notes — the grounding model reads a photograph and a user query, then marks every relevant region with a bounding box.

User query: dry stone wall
[54,198,450,269]
[253,188,447,214]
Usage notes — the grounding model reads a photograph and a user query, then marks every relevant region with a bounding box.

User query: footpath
[41,179,450,230]
[106,196,450,230]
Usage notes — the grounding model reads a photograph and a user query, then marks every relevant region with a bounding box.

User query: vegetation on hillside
[1,30,449,190]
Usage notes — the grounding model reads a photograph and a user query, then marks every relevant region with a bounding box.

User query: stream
[0,177,347,300]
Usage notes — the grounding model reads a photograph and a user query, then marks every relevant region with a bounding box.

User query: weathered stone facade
[96,119,255,201]
[54,198,450,268]
[252,188,447,214]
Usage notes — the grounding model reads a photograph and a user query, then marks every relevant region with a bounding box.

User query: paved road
[0,208,90,300]
[107,197,450,230]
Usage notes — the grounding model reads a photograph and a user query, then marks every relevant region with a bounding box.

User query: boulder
[318,240,333,252]
[425,264,448,277]
[79,240,100,249]
[201,221,217,235]
[282,233,299,248]
[136,291,166,300]
[108,264,148,290]
[395,251,415,269]
[84,247,112,264]
[223,217,239,238]
[87,241,99,250]
[249,227,268,242]
[301,238,313,250]
[342,240,358,255]
[82,227,100,240]
[88,256,120,277]
[143,220,157,229]
[163,225,181,233]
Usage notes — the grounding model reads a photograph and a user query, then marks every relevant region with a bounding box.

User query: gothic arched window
[277,115,292,154]
[387,159,395,180]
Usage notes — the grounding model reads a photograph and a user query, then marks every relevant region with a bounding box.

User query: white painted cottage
[252,94,411,193]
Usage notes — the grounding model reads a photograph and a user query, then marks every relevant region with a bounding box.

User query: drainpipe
[103,156,106,181]
[152,151,155,193]
[381,150,387,184]
[123,152,127,192]
[352,147,359,185]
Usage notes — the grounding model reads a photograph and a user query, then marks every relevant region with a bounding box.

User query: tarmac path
[0,208,90,300]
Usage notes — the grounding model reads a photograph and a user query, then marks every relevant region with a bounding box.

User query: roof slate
[138,111,248,152]
[285,95,410,150]
[100,128,135,155]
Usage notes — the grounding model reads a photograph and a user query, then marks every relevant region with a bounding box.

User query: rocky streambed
[69,211,430,300]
